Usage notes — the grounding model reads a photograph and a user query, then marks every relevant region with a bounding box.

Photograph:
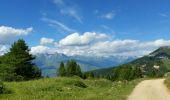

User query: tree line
[58,61,143,81]
[58,60,82,77]
[111,64,142,81]
[0,39,143,82]
[58,60,94,79]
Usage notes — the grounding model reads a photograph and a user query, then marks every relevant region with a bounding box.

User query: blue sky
[0,0,170,56]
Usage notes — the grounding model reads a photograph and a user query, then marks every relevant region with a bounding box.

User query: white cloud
[40,37,54,45]
[154,39,170,46]
[53,0,83,23]
[29,32,170,57]
[56,40,139,56]
[42,17,76,33]
[90,39,170,57]
[59,32,108,46]
[0,26,33,44]
[30,45,56,55]
[56,39,170,57]
[53,0,64,5]
[0,45,9,55]
[101,11,116,20]
[60,8,83,23]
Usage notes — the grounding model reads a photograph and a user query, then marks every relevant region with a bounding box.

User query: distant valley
[33,53,136,76]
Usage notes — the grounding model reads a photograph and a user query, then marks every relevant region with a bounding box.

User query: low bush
[0,81,4,94]
[73,81,87,88]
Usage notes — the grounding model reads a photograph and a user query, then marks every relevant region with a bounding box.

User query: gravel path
[127,79,170,100]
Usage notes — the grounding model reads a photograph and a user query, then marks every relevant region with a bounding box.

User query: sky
[0,0,170,57]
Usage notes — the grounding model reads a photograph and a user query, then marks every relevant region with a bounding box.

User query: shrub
[83,72,94,79]
[74,81,87,88]
[0,81,4,94]
[15,75,24,81]
[112,65,142,81]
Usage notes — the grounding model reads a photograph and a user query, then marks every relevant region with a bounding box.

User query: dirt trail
[127,79,170,100]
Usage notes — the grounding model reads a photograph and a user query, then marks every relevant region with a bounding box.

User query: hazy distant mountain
[33,53,136,77]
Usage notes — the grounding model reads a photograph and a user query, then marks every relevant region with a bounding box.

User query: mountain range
[33,53,136,76]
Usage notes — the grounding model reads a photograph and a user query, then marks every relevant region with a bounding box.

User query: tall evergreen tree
[75,64,82,76]
[58,62,66,76]
[0,39,41,81]
[66,60,82,77]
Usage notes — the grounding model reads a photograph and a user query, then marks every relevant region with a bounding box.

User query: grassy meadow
[0,77,142,100]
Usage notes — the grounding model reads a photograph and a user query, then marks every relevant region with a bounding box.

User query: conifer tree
[75,64,82,76]
[0,39,41,81]
[58,62,66,76]
[66,60,82,77]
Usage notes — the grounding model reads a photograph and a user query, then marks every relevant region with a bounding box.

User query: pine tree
[66,60,82,77]
[58,62,66,76]
[66,60,75,76]
[75,64,82,76]
[0,39,41,81]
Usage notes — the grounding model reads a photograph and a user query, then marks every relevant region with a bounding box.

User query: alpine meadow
[1,0,170,100]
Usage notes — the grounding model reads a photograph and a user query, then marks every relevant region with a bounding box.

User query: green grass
[0,77,142,100]
[165,77,170,89]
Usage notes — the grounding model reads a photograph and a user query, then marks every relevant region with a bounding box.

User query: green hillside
[0,77,142,100]
[150,46,170,56]
[92,46,170,78]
